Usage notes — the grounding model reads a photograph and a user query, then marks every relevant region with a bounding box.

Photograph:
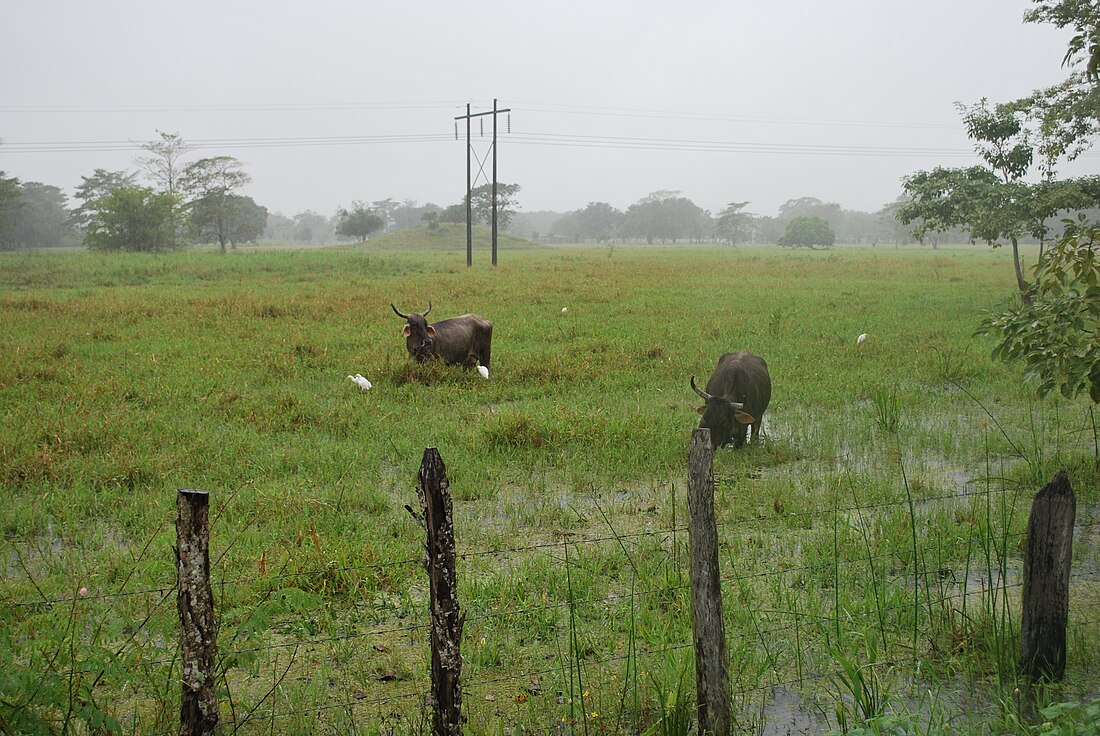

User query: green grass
[1,235,1098,734]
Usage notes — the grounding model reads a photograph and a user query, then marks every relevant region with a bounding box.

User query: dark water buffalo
[691,351,771,449]
[391,302,493,371]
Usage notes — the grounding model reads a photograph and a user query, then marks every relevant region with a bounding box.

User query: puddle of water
[757,685,827,735]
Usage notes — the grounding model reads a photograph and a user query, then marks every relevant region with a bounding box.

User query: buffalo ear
[734,410,756,424]
[426,325,437,337]
[401,325,411,337]
[696,406,706,416]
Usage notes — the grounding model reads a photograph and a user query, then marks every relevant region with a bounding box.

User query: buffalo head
[391,302,435,360]
[691,375,755,449]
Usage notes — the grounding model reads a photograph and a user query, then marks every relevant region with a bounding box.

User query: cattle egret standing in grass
[562,307,568,314]
[347,374,372,390]
[857,333,868,345]
[477,365,489,380]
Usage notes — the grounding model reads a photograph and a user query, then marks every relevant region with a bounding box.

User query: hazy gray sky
[1,0,1093,219]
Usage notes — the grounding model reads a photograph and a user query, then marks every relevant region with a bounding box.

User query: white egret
[347,374,372,390]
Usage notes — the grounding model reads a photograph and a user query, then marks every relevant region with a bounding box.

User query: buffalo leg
[481,327,492,369]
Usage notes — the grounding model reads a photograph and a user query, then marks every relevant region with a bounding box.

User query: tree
[550,210,583,241]
[550,202,623,243]
[836,209,883,245]
[713,201,754,244]
[576,201,623,243]
[84,185,181,252]
[877,197,921,246]
[369,198,399,232]
[967,2,1100,402]
[0,171,25,250]
[1009,1,1100,175]
[391,200,442,231]
[192,194,267,247]
[440,203,466,224]
[336,202,385,241]
[72,168,136,231]
[422,211,442,232]
[180,156,252,252]
[263,211,294,241]
[898,100,1100,298]
[622,191,711,243]
[291,210,335,243]
[137,130,194,195]
[509,210,565,240]
[467,182,521,228]
[8,182,78,248]
[136,131,194,248]
[778,197,842,224]
[979,217,1100,401]
[227,196,268,246]
[753,215,784,244]
[778,216,835,249]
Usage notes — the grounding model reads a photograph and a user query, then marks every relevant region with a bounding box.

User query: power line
[0,101,464,114]
[6,130,1092,160]
[0,133,455,154]
[0,132,981,158]
[507,132,979,158]
[508,100,963,131]
[0,99,959,131]
[4,96,1095,160]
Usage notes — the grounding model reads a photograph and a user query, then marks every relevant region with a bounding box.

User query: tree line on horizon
[0,123,983,252]
[0,157,958,252]
[2,153,1096,251]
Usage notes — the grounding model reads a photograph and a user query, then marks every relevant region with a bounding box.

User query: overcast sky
[0,0,1093,219]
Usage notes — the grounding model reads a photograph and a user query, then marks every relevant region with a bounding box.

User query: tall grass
[1,240,1097,733]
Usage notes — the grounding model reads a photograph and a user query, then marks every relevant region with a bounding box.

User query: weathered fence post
[417,448,464,736]
[1019,470,1076,681]
[176,489,219,736]
[687,428,731,736]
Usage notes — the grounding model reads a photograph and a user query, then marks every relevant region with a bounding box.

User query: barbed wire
[42,533,1066,679]
[235,605,1096,721]
[0,490,1047,611]
[1,482,1031,610]
[199,531,1029,670]
[37,567,1096,707]
[5,479,1092,700]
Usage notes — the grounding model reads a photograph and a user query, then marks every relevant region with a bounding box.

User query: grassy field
[2,230,1098,734]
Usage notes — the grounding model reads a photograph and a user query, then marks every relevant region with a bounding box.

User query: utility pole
[492,99,499,267]
[454,100,510,267]
[464,104,471,268]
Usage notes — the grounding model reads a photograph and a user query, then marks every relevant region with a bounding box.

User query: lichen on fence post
[687,428,731,736]
[1019,469,1076,682]
[416,448,464,736]
[176,488,219,736]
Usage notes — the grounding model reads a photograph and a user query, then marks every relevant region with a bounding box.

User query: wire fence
[2,482,1034,609]
[3,464,1098,734]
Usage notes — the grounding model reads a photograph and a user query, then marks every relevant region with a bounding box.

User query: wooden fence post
[1019,470,1076,682]
[416,448,464,736]
[687,428,731,736]
[176,489,219,736]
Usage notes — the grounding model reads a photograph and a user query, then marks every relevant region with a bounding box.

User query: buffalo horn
[690,375,746,409]
[391,303,411,319]
[423,300,432,317]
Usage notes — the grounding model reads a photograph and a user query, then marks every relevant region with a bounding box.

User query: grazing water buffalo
[691,351,771,449]
[391,302,493,371]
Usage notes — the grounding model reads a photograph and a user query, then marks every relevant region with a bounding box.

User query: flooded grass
[1,242,1098,733]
